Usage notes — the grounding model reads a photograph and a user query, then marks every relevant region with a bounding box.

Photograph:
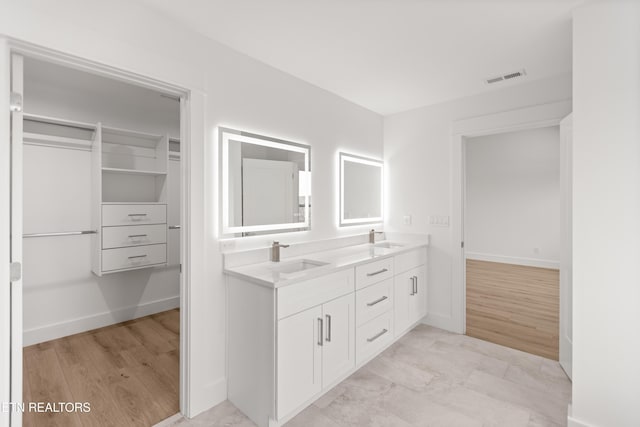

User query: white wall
[0,0,383,417]
[571,1,640,426]
[465,126,560,268]
[384,73,571,331]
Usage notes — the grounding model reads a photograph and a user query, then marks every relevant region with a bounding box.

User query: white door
[559,114,573,380]
[277,306,322,418]
[242,158,298,226]
[8,52,24,427]
[394,270,414,335]
[321,294,355,387]
[409,265,428,323]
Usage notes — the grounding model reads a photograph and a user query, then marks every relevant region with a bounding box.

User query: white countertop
[224,240,428,288]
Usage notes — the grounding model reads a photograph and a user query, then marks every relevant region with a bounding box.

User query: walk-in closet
[17,55,183,426]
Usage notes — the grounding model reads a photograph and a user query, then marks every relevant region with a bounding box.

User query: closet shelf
[23,112,97,130]
[101,167,167,176]
[24,132,93,151]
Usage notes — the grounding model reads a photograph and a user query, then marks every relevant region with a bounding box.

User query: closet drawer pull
[366,268,388,277]
[128,213,148,217]
[366,295,388,307]
[367,328,388,342]
[128,234,147,238]
[128,255,148,259]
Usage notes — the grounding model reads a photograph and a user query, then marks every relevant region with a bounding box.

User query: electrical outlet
[403,215,412,225]
[220,240,236,252]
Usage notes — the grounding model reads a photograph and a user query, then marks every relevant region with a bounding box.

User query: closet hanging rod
[23,230,97,238]
[22,112,97,131]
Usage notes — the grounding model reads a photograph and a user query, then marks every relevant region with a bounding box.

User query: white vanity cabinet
[226,242,428,427]
[394,250,428,336]
[277,292,355,417]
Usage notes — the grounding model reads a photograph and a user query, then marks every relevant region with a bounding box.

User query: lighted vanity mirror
[339,152,383,226]
[220,127,311,237]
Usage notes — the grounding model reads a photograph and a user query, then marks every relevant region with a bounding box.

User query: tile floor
[169,325,571,427]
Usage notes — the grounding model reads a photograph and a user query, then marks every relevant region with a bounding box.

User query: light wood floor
[23,309,179,427]
[466,259,559,360]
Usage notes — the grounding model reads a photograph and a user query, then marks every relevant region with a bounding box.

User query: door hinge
[10,262,22,281]
[179,263,182,274]
[461,241,464,249]
[10,92,23,112]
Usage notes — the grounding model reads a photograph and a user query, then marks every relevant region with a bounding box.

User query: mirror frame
[339,152,384,227]
[219,127,311,236]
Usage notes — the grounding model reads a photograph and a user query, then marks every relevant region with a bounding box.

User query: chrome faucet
[369,229,383,244]
[271,241,290,262]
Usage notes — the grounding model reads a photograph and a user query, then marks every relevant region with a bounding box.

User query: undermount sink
[374,241,405,249]
[272,259,329,275]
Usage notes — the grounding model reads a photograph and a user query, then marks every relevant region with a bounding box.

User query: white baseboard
[188,376,227,419]
[23,296,180,346]
[422,312,459,333]
[465,252,560,270]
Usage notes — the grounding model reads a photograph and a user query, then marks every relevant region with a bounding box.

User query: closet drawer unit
[102,224,167,249]
[102,204,167,226]
[102,244,167,272]
[277,269,354,320]
[355,278,393,326]
[356,311,393,364]
[395,248,427,274]
[355,257,394,290]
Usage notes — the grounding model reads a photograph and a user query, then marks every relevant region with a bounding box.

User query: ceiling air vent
[485,69,527,85]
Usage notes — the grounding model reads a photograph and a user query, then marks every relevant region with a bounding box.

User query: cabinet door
[322,293,355,387]
[277,305,322,418]
[394,269,414,335]
[409,265,427,324]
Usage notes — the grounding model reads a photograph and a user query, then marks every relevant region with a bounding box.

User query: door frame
[450,100,572,334]
[1,38,195,423]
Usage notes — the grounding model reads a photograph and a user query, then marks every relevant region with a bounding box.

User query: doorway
[7,44,191,426]
[463,126,561,360]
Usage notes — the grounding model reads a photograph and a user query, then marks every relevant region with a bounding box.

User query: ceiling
[138,0,581,115]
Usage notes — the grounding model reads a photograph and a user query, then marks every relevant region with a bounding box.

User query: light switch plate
[403,215,412,225]
[429,215,450,227]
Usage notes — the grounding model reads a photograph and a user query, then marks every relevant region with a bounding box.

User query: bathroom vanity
[224,237,428,427]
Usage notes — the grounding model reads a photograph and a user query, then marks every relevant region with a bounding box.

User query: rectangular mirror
[220,127,311,237]
[339,152,383,226]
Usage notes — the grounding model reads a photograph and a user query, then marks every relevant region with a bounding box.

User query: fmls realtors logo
[1,402,91,413]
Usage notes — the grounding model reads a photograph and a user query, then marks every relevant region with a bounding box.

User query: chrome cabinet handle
[128,213,148,217]
[410,276,416,295]
[413,276,418,294]
[325,315,332,342]
[367,295,388,307]
[318,318,323,346]
[367,328,388,342]
[128,234,147,238]
[366,268,388,277]
[128,255,147,259]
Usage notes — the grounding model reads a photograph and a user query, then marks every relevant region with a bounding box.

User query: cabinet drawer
[356,311,393,364]
[102,244,167,272]
[355,257,394,290]
[356,278,393,326]
[102,204,167,226]
[278,269,354,320]
[102,224,167,249]
[394,248,427,274]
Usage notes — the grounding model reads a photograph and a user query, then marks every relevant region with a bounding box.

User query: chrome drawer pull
[325,315,332,342]
[410,276,416,295]
[413,276,418,294]
[317,318,323,346]
[366,268,388,277]
[367,328,388,342]
[128,234,147,238]
[128,255,147,259]
[128,213,148,216]
[366,295,388,307]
